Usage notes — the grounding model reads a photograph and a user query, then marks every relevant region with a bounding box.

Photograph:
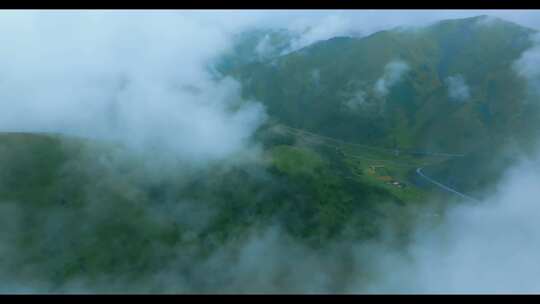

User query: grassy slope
[230,16,538,154]
[0,129,443,291]
[3,15,533,291]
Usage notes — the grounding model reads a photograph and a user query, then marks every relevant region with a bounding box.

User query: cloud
[344,90,367,111]
[474,15,501,27]
[445,74,471,102]
[0,10,267,164]
[175,156,540,294]
[374,60,410,97]
[514,33,540,97]
[310,69,321,85]
[352,36,540,294]
[239,11,540,50]
[2,10,540,294]
[286,14,351,52]
[160,27,540,293]
[255,34,276,58]
[357,157,540,293]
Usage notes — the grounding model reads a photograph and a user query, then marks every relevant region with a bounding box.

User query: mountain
[229,15,540,154]
[2,15,539,292]
[214,28,298,76]
[0,129,442,291]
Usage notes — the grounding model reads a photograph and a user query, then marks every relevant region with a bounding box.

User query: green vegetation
[270,145,324,177]
[1,15,538,292]
[229,16,540,155]
[0,128,442,291]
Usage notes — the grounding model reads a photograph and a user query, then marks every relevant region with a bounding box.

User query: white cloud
[374,60,410,97]
[514,33,540,97]
[344,90,367,110]
[3,10,540,294]
[255,34,275,59]
[0,10,267,164]
[241,10,540,50]
[358,158,540,293]
[286,14,351,52]
[445,74,471,102]
[183,157,540,294]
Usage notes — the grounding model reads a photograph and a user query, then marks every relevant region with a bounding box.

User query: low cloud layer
[286,14,352,52]
[0,11,267,164]
[445,74,471,102]
[255,34,276,59]
[344,90,367,111]
[3,154,540,293]
[374,60,410,97]
[243,10,540,52]
[514,33,540,97]
[170,156,540,294]
[2,10,540,294]
[361,157,540,293]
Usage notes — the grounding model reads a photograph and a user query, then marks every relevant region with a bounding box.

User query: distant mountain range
[221,15,540,155]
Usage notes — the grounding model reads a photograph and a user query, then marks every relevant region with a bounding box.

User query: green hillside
[0,129,446,292]
[2,14,539,292]
[229,15,539,154]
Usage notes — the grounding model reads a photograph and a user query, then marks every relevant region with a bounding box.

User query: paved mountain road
[416,167,479,202]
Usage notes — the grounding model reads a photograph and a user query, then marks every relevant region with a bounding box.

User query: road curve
[416,167,479,202]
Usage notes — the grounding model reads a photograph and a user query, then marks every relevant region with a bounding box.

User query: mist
[0,11,267,165]
[514,33,540,98]
[374,60,410,97]
[186,11,540,294]
[1,10,540,294]
[445,74,471,102]
[360,157,540,293]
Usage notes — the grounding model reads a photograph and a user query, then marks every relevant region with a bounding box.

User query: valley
[1,12,539,293]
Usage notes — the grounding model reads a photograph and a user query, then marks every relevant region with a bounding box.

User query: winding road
[276,122,466,158]
[415,167,479,202]
[273,121,480,202]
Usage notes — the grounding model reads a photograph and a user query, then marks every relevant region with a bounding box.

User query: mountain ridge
[228,14,540,155]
